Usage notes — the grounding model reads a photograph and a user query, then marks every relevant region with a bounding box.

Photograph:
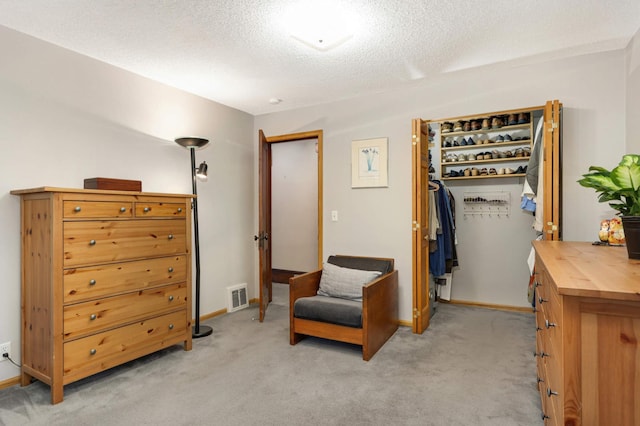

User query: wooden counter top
[533,240,640,301]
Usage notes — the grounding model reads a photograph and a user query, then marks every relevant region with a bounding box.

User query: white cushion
[317,262,382,301]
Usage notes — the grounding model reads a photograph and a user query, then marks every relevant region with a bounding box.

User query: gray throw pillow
[317,262,382,301]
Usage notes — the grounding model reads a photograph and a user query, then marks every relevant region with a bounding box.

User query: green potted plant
[578,153,640,259]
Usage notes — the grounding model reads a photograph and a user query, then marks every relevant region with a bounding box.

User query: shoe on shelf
[471,167,479,176]
[460,138,468,146]
[463,122,471,132]
[495,135,504,143]
[498,168,505,175]
[481,118,491,130]
[507,114,518,125]
[442,122,453,133]
[480,168,488,176]
[504,167,516,174]
[516,165,528,174]
[468,153,477,160]
[517,113,530,124]
[489,168,497,175]
[471,120,481,130]
[464,168,471,177]
[454,121,464,132]
[443,138,452,147]
[467,136,476,145]
[503,134,512,142]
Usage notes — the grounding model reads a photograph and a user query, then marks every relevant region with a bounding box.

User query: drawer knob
[534,281,541,288]
[89,239,96,246]
[90,314,97,320]
[177,208,183,213]
[545,320,556,329]
[546,388,558,397]
[168,323,174,330]
[89,279,96,286]
[541,413,550,420]
[537,376,544,383]
[168,267,174,273]
[89,348,97,355]
[74,206,81,212]
[538,296,547,304]
[143,207,150,212]
[536,326,543,332]
[168,234,174,240]
[120,207,127,213]
[168,295,174,302]
[533,351,549,358]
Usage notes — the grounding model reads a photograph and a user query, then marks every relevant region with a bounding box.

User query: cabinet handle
[545,320,556,329]
[90,314,97,321]
[546,388,558,397]
[538,296,547,304]
[168,295,174,302]
[120,207,127,213]
[177,208,183,213]
[89,279,96,286]
[143,207,150,212]
[74,206,81,212]
[168,234,174,240]
[89,239,96,246]
[89,348,97,355]
[168,324,174,330]
[168,267,174,273]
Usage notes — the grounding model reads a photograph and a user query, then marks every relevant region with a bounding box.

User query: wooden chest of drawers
[533,241,640,425]
[11,187,194,404]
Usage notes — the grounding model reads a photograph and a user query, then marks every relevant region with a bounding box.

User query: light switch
[331,210,338,221]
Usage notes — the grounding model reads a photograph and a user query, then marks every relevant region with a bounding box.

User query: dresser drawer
[135,202,187,218]
[64,201,133,218]
[63,220,187,267]
[63,310,188,383]
[64,282,187,340]
[64,256,186,303]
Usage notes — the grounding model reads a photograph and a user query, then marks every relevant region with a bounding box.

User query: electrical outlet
[0,342,10,361]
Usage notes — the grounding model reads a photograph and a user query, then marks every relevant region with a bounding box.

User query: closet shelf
[440,123,530,137]
[442,173,526,181]
[441,140,531,151]
[442,156,531,166]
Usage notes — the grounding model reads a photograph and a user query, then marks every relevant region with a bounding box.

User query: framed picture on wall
[351,137,388,188]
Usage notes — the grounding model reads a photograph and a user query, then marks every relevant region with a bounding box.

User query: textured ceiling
[1,0,639,115]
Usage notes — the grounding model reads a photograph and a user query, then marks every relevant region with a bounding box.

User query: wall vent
[227,284,249,312]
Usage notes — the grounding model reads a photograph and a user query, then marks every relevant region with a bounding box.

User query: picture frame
[351,137,388,188]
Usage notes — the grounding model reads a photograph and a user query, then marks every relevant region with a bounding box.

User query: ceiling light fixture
[282,1,359,52]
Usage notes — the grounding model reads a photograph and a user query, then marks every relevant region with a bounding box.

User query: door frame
[258,129,323,322]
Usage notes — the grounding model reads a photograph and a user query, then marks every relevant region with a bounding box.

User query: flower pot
[622,216,640,259]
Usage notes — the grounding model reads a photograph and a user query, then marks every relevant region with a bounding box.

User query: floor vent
[227,284,249,312]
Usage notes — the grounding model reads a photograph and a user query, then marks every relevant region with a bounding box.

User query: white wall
[255,48,629,323]
[271,140,318,272]
[627,28,640,153]
[0,27,255,382]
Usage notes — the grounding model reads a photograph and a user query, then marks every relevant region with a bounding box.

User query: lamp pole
[175,137,213,338]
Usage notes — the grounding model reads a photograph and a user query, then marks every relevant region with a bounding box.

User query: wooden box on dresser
[533,240,640,425]
[10,187,195,404]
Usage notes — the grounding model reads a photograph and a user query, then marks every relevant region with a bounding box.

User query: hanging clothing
[429,181,456,276]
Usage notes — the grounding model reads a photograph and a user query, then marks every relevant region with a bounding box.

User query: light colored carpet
[0,284,541,425]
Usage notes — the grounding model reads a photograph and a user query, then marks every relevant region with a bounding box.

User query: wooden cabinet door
[543,100,562,240]
[411,118,430,334]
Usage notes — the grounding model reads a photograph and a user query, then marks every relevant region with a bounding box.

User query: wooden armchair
[289,255,399,361]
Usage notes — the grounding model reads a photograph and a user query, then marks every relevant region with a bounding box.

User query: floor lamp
[175,137,213,338]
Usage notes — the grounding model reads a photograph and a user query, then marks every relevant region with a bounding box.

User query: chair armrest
[362,269,399,360]
[289,270,322,303]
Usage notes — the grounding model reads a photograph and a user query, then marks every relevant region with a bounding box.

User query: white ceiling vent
[227,284,248,312]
